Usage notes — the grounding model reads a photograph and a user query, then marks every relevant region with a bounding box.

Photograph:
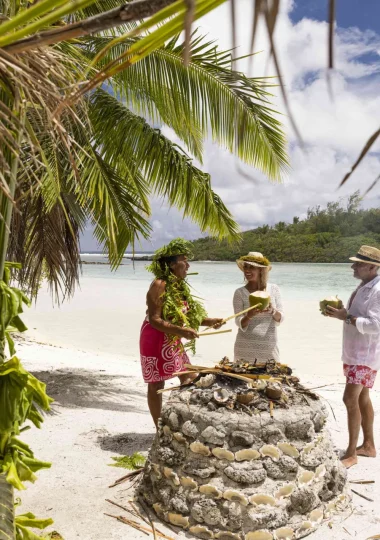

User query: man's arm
[355,291,380,335]
[326,290,380,333]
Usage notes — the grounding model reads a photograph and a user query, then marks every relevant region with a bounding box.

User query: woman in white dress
[233,251,284,364]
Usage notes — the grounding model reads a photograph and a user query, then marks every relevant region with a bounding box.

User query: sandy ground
[15,332,380,540]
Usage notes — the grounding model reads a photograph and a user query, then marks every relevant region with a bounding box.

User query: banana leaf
[15,512,53,540]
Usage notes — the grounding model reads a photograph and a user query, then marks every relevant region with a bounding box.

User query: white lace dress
[233,283,284,364]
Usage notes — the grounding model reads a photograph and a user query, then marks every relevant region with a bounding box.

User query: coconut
[298,471,315,486]
[274,527,294,540]
[173,432,188,444]
[260,444,281,461]
[199,484,223,499]
[212,447,235,461]
[235,449,260,462]
[250,494,277,507]
[266,383,282,400]
[245,531,273,540]
[180,476,198,490]
[153,502,166,519]
[190,525,215,539]
[223,490,249,506]
[167,513,189,528]
[236,391,256,405]
[309,508,323,524]
[249,291,271,311]
[319,295,343,315]
[190,441,211,456]
[277,443,299,459]
[275,483,296,499]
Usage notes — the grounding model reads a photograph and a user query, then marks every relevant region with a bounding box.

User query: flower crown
[146,238,194,278]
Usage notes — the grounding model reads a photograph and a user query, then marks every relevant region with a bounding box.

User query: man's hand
[326,305,347,321]
[180,328,199,340]
[207,318,225,329]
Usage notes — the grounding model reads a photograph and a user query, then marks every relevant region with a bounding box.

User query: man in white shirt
[326,245,380,468]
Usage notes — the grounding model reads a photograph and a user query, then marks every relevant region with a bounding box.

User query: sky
[80,0,380,252]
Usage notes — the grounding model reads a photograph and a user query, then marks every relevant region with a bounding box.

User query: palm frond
[339,128,380,188]
[74,148,152,268]
[0,0,99,46]
[109,452,146,470]
[85,33,288,180]
[2,0,180,53]
[89,89,240,242]
[8,97,152,289]
[9,191,81,300]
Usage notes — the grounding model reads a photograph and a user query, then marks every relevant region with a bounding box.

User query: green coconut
[249,291,271,311]
[319,295,343,315]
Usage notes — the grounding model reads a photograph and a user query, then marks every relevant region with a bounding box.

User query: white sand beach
[15,263,380,539]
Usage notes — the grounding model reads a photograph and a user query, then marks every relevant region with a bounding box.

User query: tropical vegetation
[0,0,288,537]
[2,3,288,299]
[191,192,380,263]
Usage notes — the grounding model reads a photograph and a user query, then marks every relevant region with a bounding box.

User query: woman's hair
[244,266,269,290]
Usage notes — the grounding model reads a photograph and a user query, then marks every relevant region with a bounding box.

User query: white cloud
[82,1,380,251]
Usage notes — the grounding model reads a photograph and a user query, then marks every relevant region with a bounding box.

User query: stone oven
[139,364,349,539]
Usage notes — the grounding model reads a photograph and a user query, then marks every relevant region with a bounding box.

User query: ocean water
[80,256,357,302]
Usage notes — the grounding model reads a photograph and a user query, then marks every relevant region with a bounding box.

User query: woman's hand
[206,318,225,329]
[179,328,199,340]
[246,308,262,319]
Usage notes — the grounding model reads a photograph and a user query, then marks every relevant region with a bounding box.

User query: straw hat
[349,245,380,267]
[236,251,271,270]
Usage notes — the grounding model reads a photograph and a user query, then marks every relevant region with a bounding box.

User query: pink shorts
[343,364,377,389]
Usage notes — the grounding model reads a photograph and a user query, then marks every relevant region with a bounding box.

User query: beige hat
[349,245,380,267]
[236,251,271,270]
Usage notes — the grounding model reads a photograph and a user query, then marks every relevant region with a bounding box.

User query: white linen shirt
[342,275,380,370]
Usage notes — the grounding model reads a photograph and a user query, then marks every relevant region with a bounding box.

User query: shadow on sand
[98,432,155,454]
[32,368,147,414]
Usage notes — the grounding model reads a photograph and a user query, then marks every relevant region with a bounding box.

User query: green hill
[191,192,380,263]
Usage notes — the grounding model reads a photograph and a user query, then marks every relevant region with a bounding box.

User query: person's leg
[341,382,364,468]
[147,381,165,428]
[357,387,377,457]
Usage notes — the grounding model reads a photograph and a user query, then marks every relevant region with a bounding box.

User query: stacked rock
[138,374,349,540]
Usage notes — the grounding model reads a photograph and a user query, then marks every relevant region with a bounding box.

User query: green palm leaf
[89,89,240,243]
[85,33,288,179]
[74,148,152,268]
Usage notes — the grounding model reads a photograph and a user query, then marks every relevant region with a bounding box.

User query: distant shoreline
[80,255,352,265]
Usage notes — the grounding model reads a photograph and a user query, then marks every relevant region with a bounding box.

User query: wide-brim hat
[236,252,271,270]
[349,245,380,267]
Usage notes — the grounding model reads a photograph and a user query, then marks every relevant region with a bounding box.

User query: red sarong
[139,320,189,383]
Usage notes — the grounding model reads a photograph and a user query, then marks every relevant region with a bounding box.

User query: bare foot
[341,455,358,469]
[356,444,377,458]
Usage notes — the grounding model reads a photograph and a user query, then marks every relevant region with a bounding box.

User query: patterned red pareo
[343,364,377,389]
[140,320,189,383]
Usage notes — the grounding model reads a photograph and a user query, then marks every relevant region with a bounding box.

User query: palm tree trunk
[0,474,14,539]
[4,0,176,53]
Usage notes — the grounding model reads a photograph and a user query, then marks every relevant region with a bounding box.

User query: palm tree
[0,1,288,537]
[6,29,288,297]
